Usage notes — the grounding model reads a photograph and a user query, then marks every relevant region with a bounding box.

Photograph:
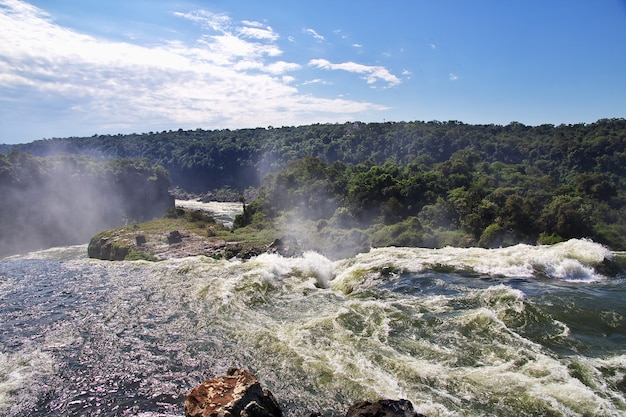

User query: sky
[1,0,625,144]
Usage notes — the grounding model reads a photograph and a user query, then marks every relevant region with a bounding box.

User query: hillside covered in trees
[5,118,626,252]
[0,151,173,257]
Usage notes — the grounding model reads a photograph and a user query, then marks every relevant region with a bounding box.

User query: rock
[136,235,147,246]
[184,367,282,417]
[345,399,427,417]
[87,237,129,261]
[266,236,301,257]
[168,230,183,244]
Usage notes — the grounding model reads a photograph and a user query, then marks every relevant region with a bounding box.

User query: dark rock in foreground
[185,367,282,417]
[185,368,427,417]
[346,399,428,417]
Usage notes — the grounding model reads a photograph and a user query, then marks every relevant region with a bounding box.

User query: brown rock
[184,367,282,417]
[345,399,427,417]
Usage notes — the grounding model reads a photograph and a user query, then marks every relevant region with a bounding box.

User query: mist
[0,152,173,258]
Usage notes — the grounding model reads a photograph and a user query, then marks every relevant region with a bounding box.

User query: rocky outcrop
[185,367,281,417]
[87,237,129,261]
[184,369,428,417]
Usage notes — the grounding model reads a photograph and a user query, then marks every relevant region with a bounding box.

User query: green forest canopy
[6,118,626,251]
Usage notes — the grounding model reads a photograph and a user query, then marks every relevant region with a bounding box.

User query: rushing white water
[174,199,243,229]
[1,238,625,416]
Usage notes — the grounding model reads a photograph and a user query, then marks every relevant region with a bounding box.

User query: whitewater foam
[175,199,242,229]
[1,240,624,416]
[0,349,56,415]
[331,239,612,292]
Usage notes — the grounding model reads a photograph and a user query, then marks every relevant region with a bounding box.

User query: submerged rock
[184,367,282,417]
[345,399,428,417]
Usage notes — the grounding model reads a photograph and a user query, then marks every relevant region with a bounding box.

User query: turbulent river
[1,203,625,416]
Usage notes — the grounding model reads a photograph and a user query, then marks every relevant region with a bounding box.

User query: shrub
[186,209,215,224]
[125,249,158,261]
[165,207,185,219]
[537,232,564,245]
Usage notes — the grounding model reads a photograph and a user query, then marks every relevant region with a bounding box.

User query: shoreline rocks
[185,368,427,417]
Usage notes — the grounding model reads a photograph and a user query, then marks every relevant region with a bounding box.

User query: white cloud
[309,59,401,87]
[0,0,389,137]
[303,28,325,41]
[241,20,264,28]
[449,73,458,81]
[263,61,302,74]
[302,79,330,86]
[302,78,331,86]
[352,43,363,48]
[174,10,231,32]
[238,25,279,41]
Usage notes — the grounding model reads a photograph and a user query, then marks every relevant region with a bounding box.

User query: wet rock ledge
[185,367,427,417]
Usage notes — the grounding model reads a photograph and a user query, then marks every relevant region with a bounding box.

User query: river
[0,203,625,416]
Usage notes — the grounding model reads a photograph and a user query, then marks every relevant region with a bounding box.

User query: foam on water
[1,240,624,416]
[175,199,242,229]
[331,239,612,293]
[0,349,56,415]
[3,244,88,261]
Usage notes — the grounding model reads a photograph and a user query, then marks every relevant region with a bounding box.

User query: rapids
[0,206,624,416]
[174,199,242,229]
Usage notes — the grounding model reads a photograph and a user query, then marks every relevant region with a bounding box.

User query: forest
[5,117,626,252]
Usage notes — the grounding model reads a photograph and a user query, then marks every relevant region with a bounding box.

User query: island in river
[87,203,302,261]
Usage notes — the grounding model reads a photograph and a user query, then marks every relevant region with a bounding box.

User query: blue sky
[1,0,625,144]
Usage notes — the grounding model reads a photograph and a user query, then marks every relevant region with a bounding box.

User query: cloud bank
[0,0,396,140]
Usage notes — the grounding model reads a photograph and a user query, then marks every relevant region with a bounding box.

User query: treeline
[237,151,626,252]
[12,119,626,193]
[0,150,173,257]
[5,118,626,250]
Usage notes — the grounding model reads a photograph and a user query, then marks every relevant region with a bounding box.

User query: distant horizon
[1,0,625,144]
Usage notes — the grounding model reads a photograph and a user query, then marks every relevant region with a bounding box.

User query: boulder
[87,237,129,261]
[266,236,301,257]
[345,399,427,417]
[184,368,282,417]
[168,230,183,244]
